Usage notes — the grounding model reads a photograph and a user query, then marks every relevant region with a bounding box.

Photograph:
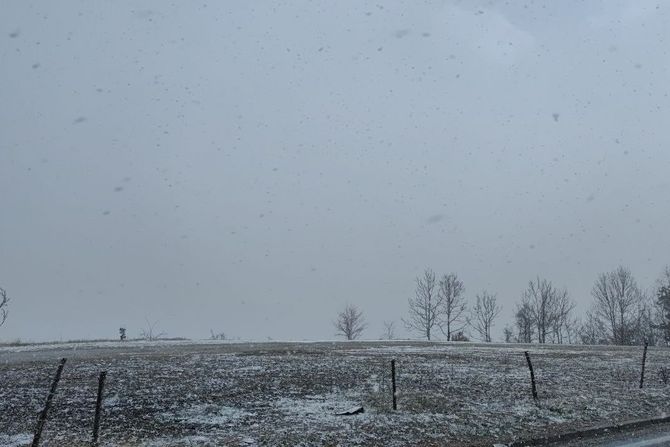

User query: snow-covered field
[1,340,669,446]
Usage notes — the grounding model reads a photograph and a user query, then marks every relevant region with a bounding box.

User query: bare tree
[334,304,367,340]
[549,288,576,344]
[579,310,606,345]
[403,269,444,340]
[503,325,514,343]
[438,273,467,341]
[209,329,227,340]
[561,316,581,344]
[381,320,396,340]
[522,278,554,343]
[0,287,9,327]
[514,300,534,343]
[591,266,645,345]
[522,278,550,343]
[140,318,166,341]
[520,277,574,344]
[469,291,501,342]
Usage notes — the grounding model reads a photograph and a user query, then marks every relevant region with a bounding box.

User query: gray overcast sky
[1,1,669,342]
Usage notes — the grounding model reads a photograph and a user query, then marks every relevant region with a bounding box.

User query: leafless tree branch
[591,266,645,345]
[334,304,366,340]
[140,317,166,341]
[438,273,467,341]
[0,287,9,327]
[403,269,444,340]
[517,277,575,344]
[381,320,396,340]
[469,291,501,342]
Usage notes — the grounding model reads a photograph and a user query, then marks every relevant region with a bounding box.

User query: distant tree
[334,304,367,340]
[532,278,554,344]
[561,316,581,344]
[637,300,662,346]
[469,291,501,342]
[381,320,396,340]
[438,273,467,341]
[656,266,670,345]
[0,287,9,327]
[591,266,645,345]
[140,318,166,341]
[451,331,469,342]
[403,269,444,341]
[549,287,576,344]
[521,277,573,344]
[579,310,607,345]
[119,327,127,341]
[514,301,534,343]
[503,325,514,343]
[210,329,227,340]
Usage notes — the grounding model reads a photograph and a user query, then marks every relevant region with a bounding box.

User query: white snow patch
[142,434,257,447]
[0,433,32,447]
[161,403,254,425]
[103,393,120,407]
[237,365,264,372]
[141,435,212,446]
[275,393,366,421]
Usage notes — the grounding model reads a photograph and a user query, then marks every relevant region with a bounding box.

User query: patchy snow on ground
[1,340,669,446]
[0,433,31,447]
[161,403,255,426]
[140,435,217,447]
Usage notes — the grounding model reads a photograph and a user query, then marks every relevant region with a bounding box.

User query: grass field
[1,340,669,446]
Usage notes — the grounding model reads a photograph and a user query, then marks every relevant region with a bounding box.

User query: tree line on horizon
[334,265,670,347]
[3,265,670,347]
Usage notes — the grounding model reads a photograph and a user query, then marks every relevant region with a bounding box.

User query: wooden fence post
[640,342,649,389]
[391,359,397,410]
[32,357,67,447]
[92,371,107,445]
[524,351,538,400]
